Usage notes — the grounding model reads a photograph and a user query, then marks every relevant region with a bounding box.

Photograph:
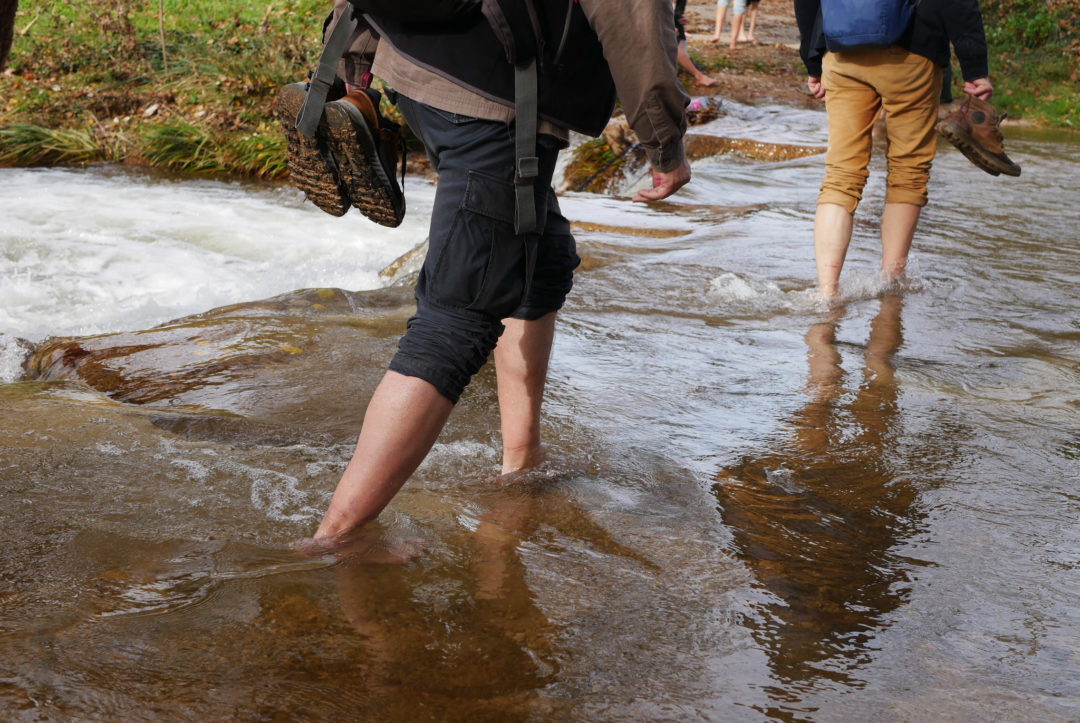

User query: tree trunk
[0,0,17,71]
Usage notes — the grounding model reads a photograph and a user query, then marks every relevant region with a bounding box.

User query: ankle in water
[501,443,548,475]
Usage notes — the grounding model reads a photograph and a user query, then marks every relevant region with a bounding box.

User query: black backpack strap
[513,57,539,235]
[483,0,543,235]
[295,8,360,139]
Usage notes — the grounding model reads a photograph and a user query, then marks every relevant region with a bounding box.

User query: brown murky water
[1,107,1078,720]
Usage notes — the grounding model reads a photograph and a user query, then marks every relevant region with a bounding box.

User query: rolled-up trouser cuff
[511,302,564,321]
[818,188,860,214]
[884,187,929,207]
[390,300,505,404]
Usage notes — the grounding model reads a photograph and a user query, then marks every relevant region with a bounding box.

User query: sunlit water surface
[1,104,1077,721]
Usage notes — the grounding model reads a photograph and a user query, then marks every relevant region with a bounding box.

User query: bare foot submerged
[501,442,548,476]
[484,446,596,490]
[293,524,425,565]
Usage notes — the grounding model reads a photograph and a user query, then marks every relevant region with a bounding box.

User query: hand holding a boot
[963,77,993,101]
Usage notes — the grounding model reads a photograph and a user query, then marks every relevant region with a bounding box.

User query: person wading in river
[796,0,1012,299]
[306,0,691,549]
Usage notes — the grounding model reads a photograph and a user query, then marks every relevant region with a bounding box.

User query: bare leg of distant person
[729,13,745,49]
[880,202,920,282]
[710,4,729,43]
[678,40,717,87]
[739,3,759,42]
[813,202,854,299]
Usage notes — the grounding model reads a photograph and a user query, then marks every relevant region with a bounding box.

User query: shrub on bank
[979,0,1079,127]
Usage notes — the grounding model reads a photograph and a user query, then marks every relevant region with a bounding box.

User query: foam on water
[707,271,823,315]
[0,333,28,383]
[0,166,433,350]
[705,267,930,317]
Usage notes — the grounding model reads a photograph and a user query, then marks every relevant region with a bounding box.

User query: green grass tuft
[0,124,106,165]
[139,120,217,171]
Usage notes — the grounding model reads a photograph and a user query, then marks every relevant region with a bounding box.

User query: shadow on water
[715,295,937,715]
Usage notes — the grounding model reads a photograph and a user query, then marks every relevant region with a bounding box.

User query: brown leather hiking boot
[277,82,349,216]
[328,89,405,227]
[277,83,405,226]
[936,95,1021,177]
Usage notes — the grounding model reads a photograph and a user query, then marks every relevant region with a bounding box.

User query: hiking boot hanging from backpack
[276,81,406,226]
[936,95,1022,178]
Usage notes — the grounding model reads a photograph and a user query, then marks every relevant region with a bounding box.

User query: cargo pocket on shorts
[428,169,529,317]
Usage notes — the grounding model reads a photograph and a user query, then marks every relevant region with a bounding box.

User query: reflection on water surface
[717,297,931,700]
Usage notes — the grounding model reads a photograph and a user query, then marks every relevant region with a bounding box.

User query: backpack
[296,0,550,233]
[820,0,916,51]
[346,0,481,23]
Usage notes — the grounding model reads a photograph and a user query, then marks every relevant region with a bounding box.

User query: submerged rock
[22,286,415,443]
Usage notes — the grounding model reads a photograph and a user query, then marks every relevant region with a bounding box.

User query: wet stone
[21,286,415,442]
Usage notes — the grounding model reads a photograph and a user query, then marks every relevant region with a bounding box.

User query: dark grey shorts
[387,95,580,403]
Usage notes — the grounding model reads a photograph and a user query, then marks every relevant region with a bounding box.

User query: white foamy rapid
[0,166,435,380]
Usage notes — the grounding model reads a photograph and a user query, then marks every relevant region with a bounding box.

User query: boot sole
[276,83,350,217]
[936,119,1022,177]
[324,100,405,228]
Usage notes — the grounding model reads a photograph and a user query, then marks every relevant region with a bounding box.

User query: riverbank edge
[1,0,1075,180]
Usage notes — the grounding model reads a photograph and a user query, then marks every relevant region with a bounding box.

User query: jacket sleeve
[579,0,689,172]
[937,0,989,80]
[794,0,824,77]
[327,0,380,86]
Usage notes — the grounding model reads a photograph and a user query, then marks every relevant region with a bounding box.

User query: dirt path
[678,0,817,109]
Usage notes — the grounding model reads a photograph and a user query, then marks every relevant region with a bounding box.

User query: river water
[1,103,1077,721]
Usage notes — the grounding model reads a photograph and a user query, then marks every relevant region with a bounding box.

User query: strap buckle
[516,156,540,182]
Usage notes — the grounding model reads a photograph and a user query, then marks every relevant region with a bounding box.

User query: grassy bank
[1,0,1077,178]
[981,0,1079,127]
[1,0,327,176]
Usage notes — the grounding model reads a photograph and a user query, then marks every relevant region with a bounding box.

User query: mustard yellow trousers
[819,47,943,213]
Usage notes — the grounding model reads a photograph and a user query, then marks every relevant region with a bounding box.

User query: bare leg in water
[313,313,560,543]
[495,313,557,474]
[813,201,921,299]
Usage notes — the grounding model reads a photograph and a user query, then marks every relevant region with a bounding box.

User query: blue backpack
[820,0,917,51]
